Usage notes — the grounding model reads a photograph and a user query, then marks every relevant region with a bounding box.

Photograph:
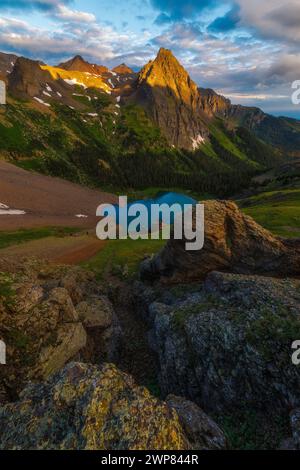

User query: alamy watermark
[292,340,300,366]
[96,196,204,251]
[291,81,300,105]
[0,340,6,365]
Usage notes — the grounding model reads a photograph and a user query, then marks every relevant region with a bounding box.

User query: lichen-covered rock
[76,297,114,329]
[0,261,121,402]
[140,200,300,283]
[0,362,190,450]
[166,395,227,450]
[146,271,300,413]
[290,409,300,449]
[32,323,87,380]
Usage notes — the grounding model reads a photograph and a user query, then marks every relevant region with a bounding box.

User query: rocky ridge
[2,49,300,153]
[0,260,121,403]
[0,362,227,450]
[141,200,300,282]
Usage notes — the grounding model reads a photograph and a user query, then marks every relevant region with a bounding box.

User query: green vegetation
[0,99,282,198]
[117,105,165,151]
[6,329,35,366]
[239,189,300,237]
[0,227,81,250]
[0,272,16,307]
[218,410,289,450]
[245,305,300,361]
[82,237,165,279]
[172,294,220,331]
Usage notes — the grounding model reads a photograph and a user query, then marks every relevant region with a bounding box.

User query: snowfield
[34,97,51,107]
[0,203,26,216]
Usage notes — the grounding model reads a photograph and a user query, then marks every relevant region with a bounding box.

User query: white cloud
[54,5,96,23]
[236,0,300,44]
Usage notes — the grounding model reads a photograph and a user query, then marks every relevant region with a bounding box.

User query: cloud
[0,0,71,12]
[54,5,96,23]
[0,1,95,24]
[0,14,155,68]
[235,0,300,44]
[0,0,299,118]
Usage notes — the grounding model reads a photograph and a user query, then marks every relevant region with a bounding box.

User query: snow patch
[43,91,51,97]
[87,113,98,117]
[75,214,88,218]
[46,84,52,92]
[56,91,62,98]
[191,134,205,150]
[0,203,26,216]
[108,79,115,89]
[64,78,87,89]
[73,93,91,101]
[34,97,50,107]
[116,96,121,103]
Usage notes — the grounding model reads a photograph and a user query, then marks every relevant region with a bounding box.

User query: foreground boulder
[140,271,300,413]
[290,409,300,450]
[140,200,300,283]
[166,395,227,450]
[0,260,121,402]
[0,362,191,450]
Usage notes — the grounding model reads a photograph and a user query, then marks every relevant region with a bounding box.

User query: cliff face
[198,88,231,117]
[0,52,17,82]
[4,48,300,154]
[130,48,208,149]
[58,55,109,75]
[8,57,54,99]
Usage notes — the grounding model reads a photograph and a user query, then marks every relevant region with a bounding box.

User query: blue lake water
[108,192,197,231]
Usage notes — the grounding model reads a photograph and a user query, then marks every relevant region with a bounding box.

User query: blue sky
[0,0,299,118]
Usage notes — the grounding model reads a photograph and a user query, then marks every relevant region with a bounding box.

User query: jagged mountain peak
[138,48,199,103]
[156,47,179,63]
[58,55,108,75]
[131,47,206,149]
[112,63,134,74]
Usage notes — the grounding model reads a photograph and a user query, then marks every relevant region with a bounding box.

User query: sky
[0,0,299,118]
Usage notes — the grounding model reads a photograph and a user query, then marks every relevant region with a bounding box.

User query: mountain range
[0,48,299,195]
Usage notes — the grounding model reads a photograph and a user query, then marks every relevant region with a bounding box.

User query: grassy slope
[0,95,281,198]
[0,227,81,250]
[82,238,165,279]
[238,184,300,237]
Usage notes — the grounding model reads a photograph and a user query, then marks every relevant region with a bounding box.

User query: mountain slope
[128,48,300,155]
[0,48,295,196]
[58,55,109,75]
[128,48,208,149]
[112,63,134,75]
[0,52,18,81]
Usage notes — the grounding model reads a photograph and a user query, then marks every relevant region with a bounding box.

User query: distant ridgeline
[0,49,298,196]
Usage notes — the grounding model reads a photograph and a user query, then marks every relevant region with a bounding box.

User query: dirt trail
[0,160,117,230]
[0,233,105,266]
